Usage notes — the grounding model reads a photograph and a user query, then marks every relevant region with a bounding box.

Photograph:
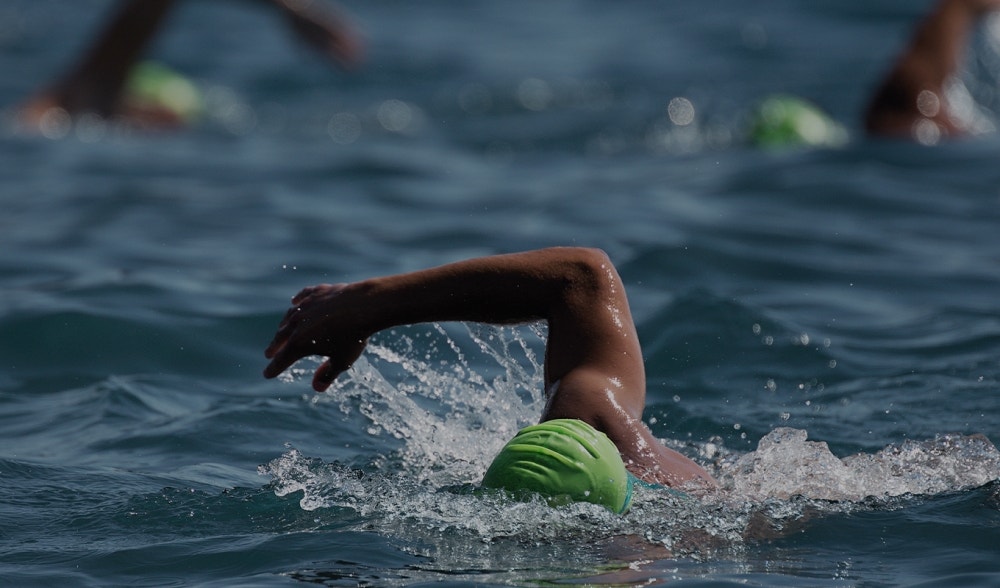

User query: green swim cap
[749,95,847,149]
[125,62,203,123]
[481,419,632,513]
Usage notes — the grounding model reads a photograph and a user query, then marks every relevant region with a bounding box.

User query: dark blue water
[3,0,1000,585]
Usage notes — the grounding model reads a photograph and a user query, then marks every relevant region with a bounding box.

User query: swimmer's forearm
[865,0,995,135]
[904,0,982,85]
[260,0,362,68]
[349,246,644,392]
[352,247,612,332]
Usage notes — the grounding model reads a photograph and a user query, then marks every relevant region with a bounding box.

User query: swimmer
[15,0,361,130]
[753,0,1000,147]
[865,0,1000,140]
[748,94,848,149]
[264,247,718,511]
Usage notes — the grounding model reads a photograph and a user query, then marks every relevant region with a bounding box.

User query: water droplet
[667,97,695,126]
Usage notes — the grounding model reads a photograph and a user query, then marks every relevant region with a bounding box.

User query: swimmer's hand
[275,0,364,69]
[263,283,370,391]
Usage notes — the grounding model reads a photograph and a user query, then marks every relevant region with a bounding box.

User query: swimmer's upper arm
[541,368,654,468]
[537,248,647,413]
[543,367,717,490]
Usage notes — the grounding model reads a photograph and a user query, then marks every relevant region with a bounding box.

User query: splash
[259,443,720,554]
[721,427,1000,502]
[278,322,547,486]
[258,446,366,511]
[262,323,1000,556]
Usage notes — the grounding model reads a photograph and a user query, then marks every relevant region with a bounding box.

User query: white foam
[721,427,1000,502]
[263,324,1000,552]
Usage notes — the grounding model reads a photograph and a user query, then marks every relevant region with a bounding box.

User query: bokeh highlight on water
[2,0,1000,586]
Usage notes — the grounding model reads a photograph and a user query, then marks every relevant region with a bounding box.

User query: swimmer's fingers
[264,282,362,383]
[290,284,328,305]
[312,360,338,392]
[310,334,369,391]
[262,298,313,377]
[291,283,349,305]
[265,331,366,388]
[263,302,306,361]
[263,341,301,379]
[265,283,348,357]
[265,312,296,353]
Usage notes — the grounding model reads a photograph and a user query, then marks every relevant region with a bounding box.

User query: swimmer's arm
[864,0,1000,137]
[264,247,645,399]
[545,370,718,489]
[264,0,363,69]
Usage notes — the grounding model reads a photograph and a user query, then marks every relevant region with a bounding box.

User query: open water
[2,0,1000,586]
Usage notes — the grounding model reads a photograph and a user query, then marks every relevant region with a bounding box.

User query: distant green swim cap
[481,419,632,513]
[125,62,203,123]
[749,95,847,149]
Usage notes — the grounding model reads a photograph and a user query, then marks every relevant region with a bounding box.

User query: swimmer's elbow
[546,247,615,289]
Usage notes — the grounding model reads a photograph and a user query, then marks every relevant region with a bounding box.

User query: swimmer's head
[481,418,632,513]
[749,95,847,149]
[124,62,203,124]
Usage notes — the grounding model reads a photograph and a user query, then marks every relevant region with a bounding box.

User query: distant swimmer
[14,0,362,132]
[748,94,848,149]
[263,247,719,512]
[749,0,1000,149]
[865,0,1000,142]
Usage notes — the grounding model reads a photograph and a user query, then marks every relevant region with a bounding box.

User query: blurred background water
[2,0,1000,586]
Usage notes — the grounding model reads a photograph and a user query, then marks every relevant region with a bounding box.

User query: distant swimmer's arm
[264,0,364,69]
[263,247,717,490]
[864,0,1000,139]
[17,0,361,129]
